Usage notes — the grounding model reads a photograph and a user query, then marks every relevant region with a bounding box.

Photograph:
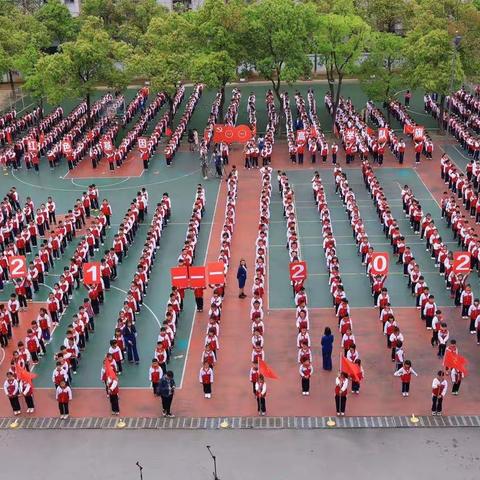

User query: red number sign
[83,262,101,285]
[189,266,207,288]
[344,128,355,142]
[62,141,72,155]
[289,261,308,282]
[171,266,189,289]
[27,139,38,153]
[370,252,389,275]
[102,139,114,154]
[138,137,148,152]
[8,256,27,278]
[453,252,471,274]
[378,128,389,143]
[413,126,425,141]
[207,262,226,285]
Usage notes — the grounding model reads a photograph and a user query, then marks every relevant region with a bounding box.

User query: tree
[35,16,131,124]
[34,0,77,46]
[188,0,246,117]
[130,12,192,124]
[403,28,464,131]
[358,32,406,122]
[0,1,48,99]
[356,0,414,33]
[245,0,313,107]
[316,11,371,127]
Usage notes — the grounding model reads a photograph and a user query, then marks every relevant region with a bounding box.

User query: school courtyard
[1,80,480,479]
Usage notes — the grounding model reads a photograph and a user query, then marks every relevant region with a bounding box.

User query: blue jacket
[321,334,334,353]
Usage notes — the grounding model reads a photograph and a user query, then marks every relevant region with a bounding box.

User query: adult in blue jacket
[236,259,247,299]
[321,327,334,371]
[122,320,139,364]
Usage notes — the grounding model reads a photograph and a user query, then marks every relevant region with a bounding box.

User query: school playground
[1,82,479,420]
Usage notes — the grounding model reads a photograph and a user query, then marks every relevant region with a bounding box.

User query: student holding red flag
[255,374,267,416]
[431,371,448,416]
[16,364,37,413]
[335,371,349,416]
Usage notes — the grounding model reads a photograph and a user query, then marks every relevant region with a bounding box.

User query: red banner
[171,266,189,289]
[235,125,253,143]
[207,262,226,285]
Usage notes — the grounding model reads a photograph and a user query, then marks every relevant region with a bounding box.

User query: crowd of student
[148,186,205,417]
[104,92,166,171]
[164,84,203,165]
[0,107,42,146]
[248,166,272,415]
[140,85,185,166]
[361,161,465,409]
[198,167,238,399]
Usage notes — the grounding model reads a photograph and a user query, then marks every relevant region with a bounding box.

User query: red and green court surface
[0,83,479,419]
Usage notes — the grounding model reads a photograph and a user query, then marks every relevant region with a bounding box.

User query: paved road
[0,428,479,479]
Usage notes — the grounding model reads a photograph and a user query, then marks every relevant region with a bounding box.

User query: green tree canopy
[36,16,131,122]
[34,0,78,46]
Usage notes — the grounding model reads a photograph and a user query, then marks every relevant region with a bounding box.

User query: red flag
[341,356,362,382]
[165,127,172,137]
[258,359,279,380]
[443,350,468,376]
[403,124,414,135]
[104,359,118,381]
[16,365,37,385]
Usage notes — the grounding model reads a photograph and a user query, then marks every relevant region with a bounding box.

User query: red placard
[413,126,424,141]
[62,141,72,156]
[235,125,253,143]
[83,262,101,285]
[27,139,38,153]
[171,266,189,289]
[453,251,471,274]
[296,130,306,144]
[138,137,148,152]
[289,261,308,282]
[223,125,236,144]
[404,124,414,135]
[8,256,27,278]
[378,127,389,143]
[102,139,114,154]
[207,262,226,285]
[213,124,225,142]
[370,252,389,276]
[189,266,207,288]
[344,128,355,142]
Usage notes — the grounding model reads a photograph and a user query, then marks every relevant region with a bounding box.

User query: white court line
[179,184,221,390]
[0,347,5,366]
[110,285,161,327]
[70,177,132,188]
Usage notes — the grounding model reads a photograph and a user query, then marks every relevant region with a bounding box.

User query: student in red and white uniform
[431,370,448,416]
[56,379,72,419]
[107,376,120,415]
[299,360,313,396]
[149,359,163,396]
[335,372,348,416]
[255,374,267,416]
[450,368,463,396]
[19,378,35,413]
[4,372,21,415]
[199,361,214,399]
[460,284,474,319]
[394,359,418,397]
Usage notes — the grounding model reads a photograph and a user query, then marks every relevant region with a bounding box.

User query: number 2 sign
[83,262,101,285]
[453,252,471,274]
[8,256,27,279]
[289,261,308,282]
[370,252,389,276]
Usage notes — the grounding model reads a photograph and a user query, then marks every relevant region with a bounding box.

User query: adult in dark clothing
[159,371,176,417]
[321,327,334,371]
[237,259,247,298]
[122,320,139,364]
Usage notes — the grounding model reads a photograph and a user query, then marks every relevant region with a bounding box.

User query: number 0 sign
[289,261,308,282]
[83,262,101,285]
[8,256,27,279]
[370,252,389,276]
[453,252,471,274]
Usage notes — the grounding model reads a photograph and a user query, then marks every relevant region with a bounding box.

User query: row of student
[150,187,204,415]
[0,194,110,378]
[199,167,238,398]
[103,194,170,411]
[44,94,114,169]
[362,162,467,390]
[105,92,167,171]
[387,100,434,162]
[0,107,42,146]
[311,172,364,410]
[247,166,272,415]
[164,84,203,166]
[140,85,186,168]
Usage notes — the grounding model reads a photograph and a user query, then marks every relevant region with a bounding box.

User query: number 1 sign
[83,262,101,285]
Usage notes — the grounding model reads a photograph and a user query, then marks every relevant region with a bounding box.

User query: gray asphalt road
[1,428,479,479]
